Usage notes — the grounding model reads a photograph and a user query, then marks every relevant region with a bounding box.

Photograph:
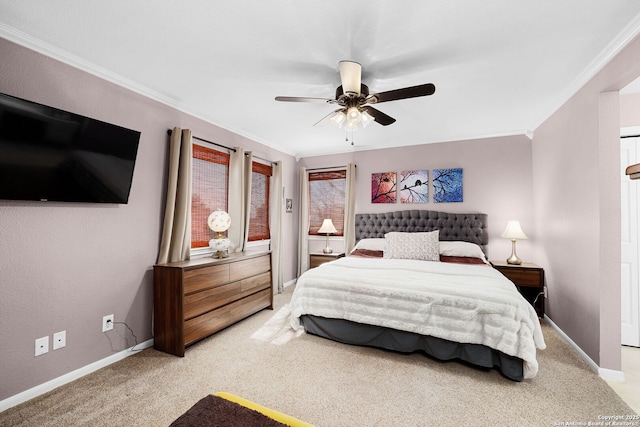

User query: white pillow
[383,231,440,261]
[351,238,386,252]
[439,241,488,263]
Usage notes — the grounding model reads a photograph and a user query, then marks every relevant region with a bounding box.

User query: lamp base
[213,250,229,259]
[323,234,333,254]
[506,254,522,265]
[209,238,230,259]
[506,239,522,265]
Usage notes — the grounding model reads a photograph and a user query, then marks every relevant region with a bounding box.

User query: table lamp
[208,210,231,258]
[318,218,338,254]
[501,220,528,265]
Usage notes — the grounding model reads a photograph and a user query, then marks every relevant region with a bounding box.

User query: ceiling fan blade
[275,96,336,103]
[367,83,436,104]
[362,106,396,126]
[339,60,362,95]
[313,109,344,127]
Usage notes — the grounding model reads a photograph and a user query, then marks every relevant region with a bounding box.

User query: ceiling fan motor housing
[335,84,370,103]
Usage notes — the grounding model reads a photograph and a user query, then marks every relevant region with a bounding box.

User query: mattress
[290,256,546,379]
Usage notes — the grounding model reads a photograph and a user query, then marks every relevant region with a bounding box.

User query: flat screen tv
[0,93,141,204]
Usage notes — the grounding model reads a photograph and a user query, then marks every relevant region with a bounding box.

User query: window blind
[249,162,271,241]
[308,170,346,236]
[191,144,229,248]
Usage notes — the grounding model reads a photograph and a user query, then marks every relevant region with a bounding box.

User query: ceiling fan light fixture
[361,110,374,128]
[330,110,346,128]
[346,106,361,124]
[345,121,359,132]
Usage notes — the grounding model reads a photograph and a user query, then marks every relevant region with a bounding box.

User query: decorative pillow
[383,231,440,261]
[351,238,386,253]
[439,241,488,263]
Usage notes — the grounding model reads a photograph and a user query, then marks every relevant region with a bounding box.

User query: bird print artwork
[400,170,429,203]
[371,172,396,203]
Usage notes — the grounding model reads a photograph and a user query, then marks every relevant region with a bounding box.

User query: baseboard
[543,315,625,382]
[0,339,154,412]
[283,278,296,288]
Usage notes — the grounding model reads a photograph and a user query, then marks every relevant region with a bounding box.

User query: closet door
[621,136,640,347]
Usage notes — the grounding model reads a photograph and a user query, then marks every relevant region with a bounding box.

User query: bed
[290,210,546,381]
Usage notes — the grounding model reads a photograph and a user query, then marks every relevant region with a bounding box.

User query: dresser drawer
[184,288,271,346]
[184,264,229,295]
[229,253,270,282]
[184,271,272,320]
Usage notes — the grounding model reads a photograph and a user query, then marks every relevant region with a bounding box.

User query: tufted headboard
[355,210,489,255]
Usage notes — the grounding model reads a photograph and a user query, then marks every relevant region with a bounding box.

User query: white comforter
[290,257,546,378]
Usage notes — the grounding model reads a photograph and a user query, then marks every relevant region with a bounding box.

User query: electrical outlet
[543,285,548,299]
[35,336,49,356]
[102,314,114,332]
[53,331,66,350]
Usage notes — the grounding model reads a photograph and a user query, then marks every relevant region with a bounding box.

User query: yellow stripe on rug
[214,392,315,427]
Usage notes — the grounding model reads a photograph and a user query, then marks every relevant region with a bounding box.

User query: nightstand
[309,252,345,269]
[491,261,545,317]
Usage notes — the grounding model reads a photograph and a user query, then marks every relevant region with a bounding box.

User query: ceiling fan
[275,60,436,132]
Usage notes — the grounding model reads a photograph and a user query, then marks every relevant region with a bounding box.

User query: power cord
[112,321,142,352]
[532,291,545,306]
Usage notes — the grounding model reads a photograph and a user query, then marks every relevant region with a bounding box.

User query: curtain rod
[167,129,275,165]
[621,134,640,139]
[306,165,353,171]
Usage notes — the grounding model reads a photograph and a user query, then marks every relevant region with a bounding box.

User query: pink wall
[532,33,640,370]
[0,38,298,402]
[621,92,640,128]
[300,135,535,262]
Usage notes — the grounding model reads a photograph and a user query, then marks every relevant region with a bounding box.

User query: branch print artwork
[371,172,396,203]
[433,168,463,203]
[400,170,429,204]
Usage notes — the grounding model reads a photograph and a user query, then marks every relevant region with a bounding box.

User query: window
[249,162,271,241]
[191,144,271,248]
[191,144,229,248]
[308,170,346,236]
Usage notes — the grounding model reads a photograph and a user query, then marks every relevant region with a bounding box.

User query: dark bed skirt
[300,315,524,381]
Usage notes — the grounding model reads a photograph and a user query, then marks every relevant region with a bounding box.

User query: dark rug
[169,395,288,427]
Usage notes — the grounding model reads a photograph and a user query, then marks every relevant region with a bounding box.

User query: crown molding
[0,23,294,158]
[528,12,640,132]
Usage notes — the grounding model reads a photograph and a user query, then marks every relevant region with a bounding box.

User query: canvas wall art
[371,172,397,203]
[433,168,463,203]
[400,170,429,204]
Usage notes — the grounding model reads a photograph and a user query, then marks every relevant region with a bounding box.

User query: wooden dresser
[153,251,273,356]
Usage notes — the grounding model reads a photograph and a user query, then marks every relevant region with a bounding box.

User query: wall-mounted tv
[0,93,141,204]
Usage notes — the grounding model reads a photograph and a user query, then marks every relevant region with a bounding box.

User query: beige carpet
[1,286,636,427]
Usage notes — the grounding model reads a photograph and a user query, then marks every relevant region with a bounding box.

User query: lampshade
[346,106,361,124]
[330,111,346,127]
[207,210,231,232]
[361,110,374,128]
[501,220,528,240]
[318,218,337,234]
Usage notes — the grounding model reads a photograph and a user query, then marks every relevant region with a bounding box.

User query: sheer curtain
[343,163,357,254]
[269,161,284,292]
[297,167,310,276]
[228,148,252,253]
[157,127,192,264]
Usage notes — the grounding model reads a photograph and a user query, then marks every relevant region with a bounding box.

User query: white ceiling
[2,1,640,158]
